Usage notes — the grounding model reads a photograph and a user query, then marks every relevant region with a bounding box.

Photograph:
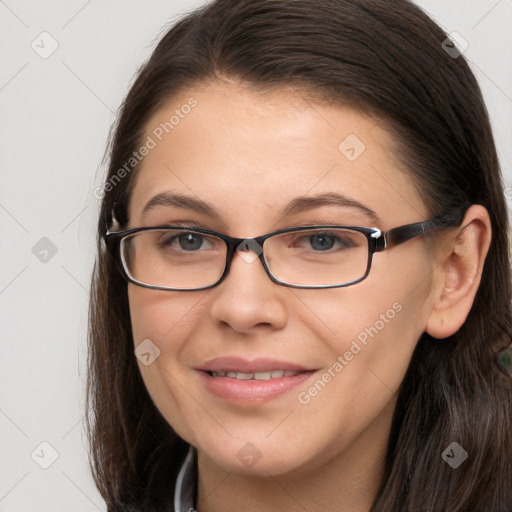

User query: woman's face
[126,81,437,477]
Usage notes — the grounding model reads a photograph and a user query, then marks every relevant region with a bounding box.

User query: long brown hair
[86,1,512,510]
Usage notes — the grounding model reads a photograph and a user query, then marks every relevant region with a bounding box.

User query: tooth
[235,372,254,380]
[212,370,301,379]
[253,371,272,380]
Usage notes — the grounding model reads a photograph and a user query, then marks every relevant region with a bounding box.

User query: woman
[86,1,512,510]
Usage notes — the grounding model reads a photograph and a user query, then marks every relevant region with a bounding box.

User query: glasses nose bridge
[223,233,271,281]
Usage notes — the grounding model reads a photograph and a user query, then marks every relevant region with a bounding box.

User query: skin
[126,79,491,512]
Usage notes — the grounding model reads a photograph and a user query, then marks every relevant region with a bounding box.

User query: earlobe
[425,205,492,340]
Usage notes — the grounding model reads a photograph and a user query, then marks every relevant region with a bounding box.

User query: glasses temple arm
[379,207,467,250]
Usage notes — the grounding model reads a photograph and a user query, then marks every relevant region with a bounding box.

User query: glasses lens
[120,229,227,289]
[264,228,369,287]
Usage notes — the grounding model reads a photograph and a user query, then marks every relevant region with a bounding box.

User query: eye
[301,231,357,251]
[159,231,212,251]
[178,232,203,251]
[310,233,336,251]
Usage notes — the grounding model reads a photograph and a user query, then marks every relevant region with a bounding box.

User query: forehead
[128,81,426,231]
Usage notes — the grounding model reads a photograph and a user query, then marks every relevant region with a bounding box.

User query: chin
[197,434,315,478]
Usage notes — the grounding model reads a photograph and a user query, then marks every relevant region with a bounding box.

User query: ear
[425,204,492,339]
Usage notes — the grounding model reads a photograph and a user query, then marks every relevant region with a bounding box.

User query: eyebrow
[141,191,380,225]
[282,192,379,224]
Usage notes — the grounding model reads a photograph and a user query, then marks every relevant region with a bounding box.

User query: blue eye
[306,232,356,251]
[159,232,209,251]
[309,233,335,251]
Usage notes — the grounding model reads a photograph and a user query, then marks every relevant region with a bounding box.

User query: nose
[208,247,288,334]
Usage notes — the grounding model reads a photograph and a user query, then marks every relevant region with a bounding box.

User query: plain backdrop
[0,1,511,510]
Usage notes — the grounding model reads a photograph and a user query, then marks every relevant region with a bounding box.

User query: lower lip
[196,370,316,403]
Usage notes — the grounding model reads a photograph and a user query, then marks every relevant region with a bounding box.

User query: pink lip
[196,356,313,373]
[194,356,317,404]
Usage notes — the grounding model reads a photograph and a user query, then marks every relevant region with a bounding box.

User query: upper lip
[196,356,314,373]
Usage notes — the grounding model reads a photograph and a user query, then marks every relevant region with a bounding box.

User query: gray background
[1,1,511,510]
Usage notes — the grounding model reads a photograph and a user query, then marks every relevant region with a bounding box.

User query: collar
[173,445,196,512]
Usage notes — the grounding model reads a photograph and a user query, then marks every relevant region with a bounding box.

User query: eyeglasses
[104,207,466,291]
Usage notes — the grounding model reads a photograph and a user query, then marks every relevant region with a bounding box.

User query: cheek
[289,295,424,458]
[128,285,211,442]
[128,285,210,345]
[294,256,431,401]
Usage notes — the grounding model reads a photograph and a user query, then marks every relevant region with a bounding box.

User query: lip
[194,356,317,404]
[196,356,313,373]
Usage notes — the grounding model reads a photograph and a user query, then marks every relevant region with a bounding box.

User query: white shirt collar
[173,445,196,512]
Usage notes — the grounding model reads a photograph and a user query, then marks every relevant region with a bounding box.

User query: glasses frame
[104,206,467,291]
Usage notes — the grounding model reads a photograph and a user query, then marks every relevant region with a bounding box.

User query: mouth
[195,357,317,403]
[206,369,302,380]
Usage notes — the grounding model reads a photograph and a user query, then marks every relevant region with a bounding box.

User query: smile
[209,370,300,380]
